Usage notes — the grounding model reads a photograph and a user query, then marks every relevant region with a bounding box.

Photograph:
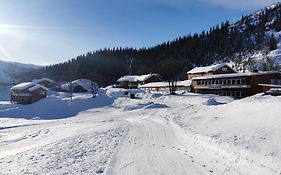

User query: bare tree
[90,81,99,98]
[158,59,183,95]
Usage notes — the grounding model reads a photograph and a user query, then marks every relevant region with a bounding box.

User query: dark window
[232,80,236,84]
[227,80,231,85]
[219,80,222,84]
[237,79,241,84]
[241,79,246,84]
[223,80,227,85]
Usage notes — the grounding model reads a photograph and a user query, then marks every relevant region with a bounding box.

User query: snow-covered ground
[0,88,280,174]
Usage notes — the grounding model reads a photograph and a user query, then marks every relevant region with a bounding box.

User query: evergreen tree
[269,34,277,51]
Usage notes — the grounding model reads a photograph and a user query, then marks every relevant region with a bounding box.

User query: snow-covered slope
[0,60,41,84]
[0,88,280,174]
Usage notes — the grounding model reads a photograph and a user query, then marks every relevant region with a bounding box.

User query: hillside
[27,2,281,86]
[0,60,41,84]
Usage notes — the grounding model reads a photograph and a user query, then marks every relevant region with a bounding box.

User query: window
[227,80,231,85]
[241,79,246,84]
[222,67,228,71]
[237,79,241,84]
[232,80,236,85]
[223,80,227,85]
[271,79,281,85]
[197,81,201,85]
[219,80,222,84]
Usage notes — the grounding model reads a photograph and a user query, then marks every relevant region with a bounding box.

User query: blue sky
[0,0,278,65]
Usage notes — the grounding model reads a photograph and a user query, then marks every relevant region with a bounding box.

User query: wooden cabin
[33,78,56,88]
[137,74,163,85]
[191,71,281,99]
[11,82,48,104]
[116,75,139,89]
[116,74,162,89]
[187,63,236,80]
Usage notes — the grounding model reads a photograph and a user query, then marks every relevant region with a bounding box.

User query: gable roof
[11,82,48,91]
[187,63,235,74]
[117,74,162,83]
[117,75,140,82]
[33,78,56,84]
[137,74,161,82]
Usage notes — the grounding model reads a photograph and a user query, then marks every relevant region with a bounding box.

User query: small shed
[11,82,48,104]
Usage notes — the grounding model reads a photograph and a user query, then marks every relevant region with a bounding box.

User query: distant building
[191,71,281,99]
[33,78,57,88]
[187,63,236,80]
[137,74,163,85]
[11,82,48,104]
[116,75,140,89]
[139,80,192,92]
[61,79,98,93]
[116,74,163,89]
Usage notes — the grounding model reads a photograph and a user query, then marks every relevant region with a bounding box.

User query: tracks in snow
[106,114,228,175]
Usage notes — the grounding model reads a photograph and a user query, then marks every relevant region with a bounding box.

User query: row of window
[270,79,281,85]
[200,91,245,98]
[196,78,247,86]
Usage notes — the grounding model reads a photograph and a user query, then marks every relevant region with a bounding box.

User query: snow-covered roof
[28,84,48,91]
[187,63,235,74]
[139,80,191,88]
[259,84,281,88]
[11,82,48,91]
[61,79,97,92]
[11,82,37,90]
[139,82,169,88]
[117,74,161,82]
[176,80,192,87]
[193,71,280,80]
[33,78,56,84]
[137,74,161,82]
[117,75,140,82]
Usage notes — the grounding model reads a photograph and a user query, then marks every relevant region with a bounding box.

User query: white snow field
[0,88,281,175]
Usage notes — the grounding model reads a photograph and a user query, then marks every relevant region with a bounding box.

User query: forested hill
[28,2,281,86]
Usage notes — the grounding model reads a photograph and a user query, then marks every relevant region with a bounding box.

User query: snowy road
[106,115,211,174]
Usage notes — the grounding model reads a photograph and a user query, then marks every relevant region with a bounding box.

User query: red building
[187,63,236,80]
[116,74,162,89]
[11,82,48,104]
[191,71,281,99]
